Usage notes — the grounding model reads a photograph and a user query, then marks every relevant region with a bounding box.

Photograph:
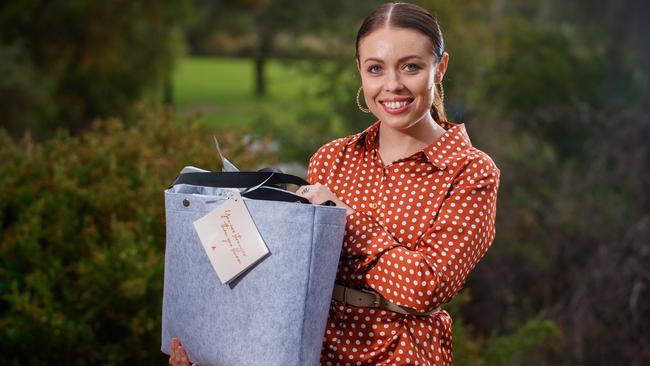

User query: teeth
[384,100,410,109]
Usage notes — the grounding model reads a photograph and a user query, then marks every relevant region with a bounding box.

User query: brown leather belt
[332,284,441,317]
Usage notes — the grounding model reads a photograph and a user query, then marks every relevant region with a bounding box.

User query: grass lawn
[172,56,329,129]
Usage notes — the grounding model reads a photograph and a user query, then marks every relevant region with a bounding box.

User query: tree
[185,0,378,96]
[0,0,191,138]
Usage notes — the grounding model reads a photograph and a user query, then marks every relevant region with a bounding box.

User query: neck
[377,115,445,155]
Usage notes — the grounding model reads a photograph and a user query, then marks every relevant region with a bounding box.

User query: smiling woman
[296,2,501,366]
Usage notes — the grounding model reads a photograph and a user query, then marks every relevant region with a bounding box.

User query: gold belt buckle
[360,288,381,307]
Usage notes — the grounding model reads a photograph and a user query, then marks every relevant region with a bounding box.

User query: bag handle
[242,186,310,204]
[170,171,313,204]
[171,171,308,189]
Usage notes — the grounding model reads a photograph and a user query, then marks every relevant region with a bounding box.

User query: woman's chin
[377,112,429,131]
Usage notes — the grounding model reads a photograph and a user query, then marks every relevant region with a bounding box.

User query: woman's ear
[435,52,450,83]
[356,58,361,73]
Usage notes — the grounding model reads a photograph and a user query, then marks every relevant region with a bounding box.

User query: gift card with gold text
[193,192,269,284]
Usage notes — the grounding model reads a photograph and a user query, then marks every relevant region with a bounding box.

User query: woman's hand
[296,183,355,216]
[169,337,199,366]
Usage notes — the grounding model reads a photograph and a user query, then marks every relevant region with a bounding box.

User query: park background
[1,0,648,365]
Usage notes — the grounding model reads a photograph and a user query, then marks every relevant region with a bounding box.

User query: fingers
[296,184,312,196]
[297,184,349,208]
[299,185,355,215]
[170,337,192,366]
[296,183,325,203]
[178,345,190,366]
[170,337,178,365]
[295,185,311,202]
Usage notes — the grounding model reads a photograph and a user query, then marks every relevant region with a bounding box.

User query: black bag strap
[170,171,311,204]
[241,186,309,204]
[171,171,308,189]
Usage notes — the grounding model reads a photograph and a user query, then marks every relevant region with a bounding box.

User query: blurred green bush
[446,292,560,366]
[0,1,191,138]
[0,108,273,365]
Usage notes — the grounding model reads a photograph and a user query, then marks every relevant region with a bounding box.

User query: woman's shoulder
[307,136,356,184]
[453,145,501,190]
[309,130,364,163]
[312,137,348,157]
[307,137,347,173]
[466,146,500,173]
[311,121,380,159]
[436,120,500,175]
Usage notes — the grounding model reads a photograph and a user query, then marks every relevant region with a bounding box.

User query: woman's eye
[368,65,381,73]
[404,63,421,72]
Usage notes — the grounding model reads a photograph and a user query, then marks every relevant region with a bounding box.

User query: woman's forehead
[358,27,433,62]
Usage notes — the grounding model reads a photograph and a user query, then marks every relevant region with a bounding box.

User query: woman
[296,2,500,365]
[170,2,499,365]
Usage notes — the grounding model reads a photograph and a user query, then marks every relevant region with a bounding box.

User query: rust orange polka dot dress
[307,120,500,366]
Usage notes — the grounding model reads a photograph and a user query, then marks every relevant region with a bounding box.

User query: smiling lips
[379,97,415,115]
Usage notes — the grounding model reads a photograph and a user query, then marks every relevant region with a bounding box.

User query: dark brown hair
[355,2,447,122]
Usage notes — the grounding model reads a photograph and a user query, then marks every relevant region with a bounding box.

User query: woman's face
[357,27,448,130]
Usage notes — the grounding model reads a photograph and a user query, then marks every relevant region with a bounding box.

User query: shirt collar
[346,120,473,170]
[422,121,473,170]
[346,120,381,151]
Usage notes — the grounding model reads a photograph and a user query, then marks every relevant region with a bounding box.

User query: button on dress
[308,120,501,366]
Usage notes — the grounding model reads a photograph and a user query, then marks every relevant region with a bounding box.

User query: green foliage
[0,108,273,365]
[0,1,191,138]
[185,0,378,56]
[453,315,560,366]
[488,19,603,111]
[171,56,357,162]
[482,317,559,365]
[172,57,326,125]
[446,292,561,366]
[480,19,606,159]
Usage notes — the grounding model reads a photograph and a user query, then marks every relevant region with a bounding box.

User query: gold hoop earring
[356,86,370,113]
[438,82,445,102]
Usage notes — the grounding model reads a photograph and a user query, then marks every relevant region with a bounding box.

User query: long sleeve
[344,164,500,312]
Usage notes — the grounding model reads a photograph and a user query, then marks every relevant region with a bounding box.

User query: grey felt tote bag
[161,169,346,366]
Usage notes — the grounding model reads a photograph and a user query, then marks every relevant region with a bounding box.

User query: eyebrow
[363,55,423,64]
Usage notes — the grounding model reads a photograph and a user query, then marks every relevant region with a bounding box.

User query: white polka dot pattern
[308,121,500,366]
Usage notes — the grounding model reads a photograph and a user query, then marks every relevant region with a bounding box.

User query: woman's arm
[304,138,500,313]
[343,162,500,313]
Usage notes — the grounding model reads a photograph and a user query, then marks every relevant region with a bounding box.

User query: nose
[384,70,404,92]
